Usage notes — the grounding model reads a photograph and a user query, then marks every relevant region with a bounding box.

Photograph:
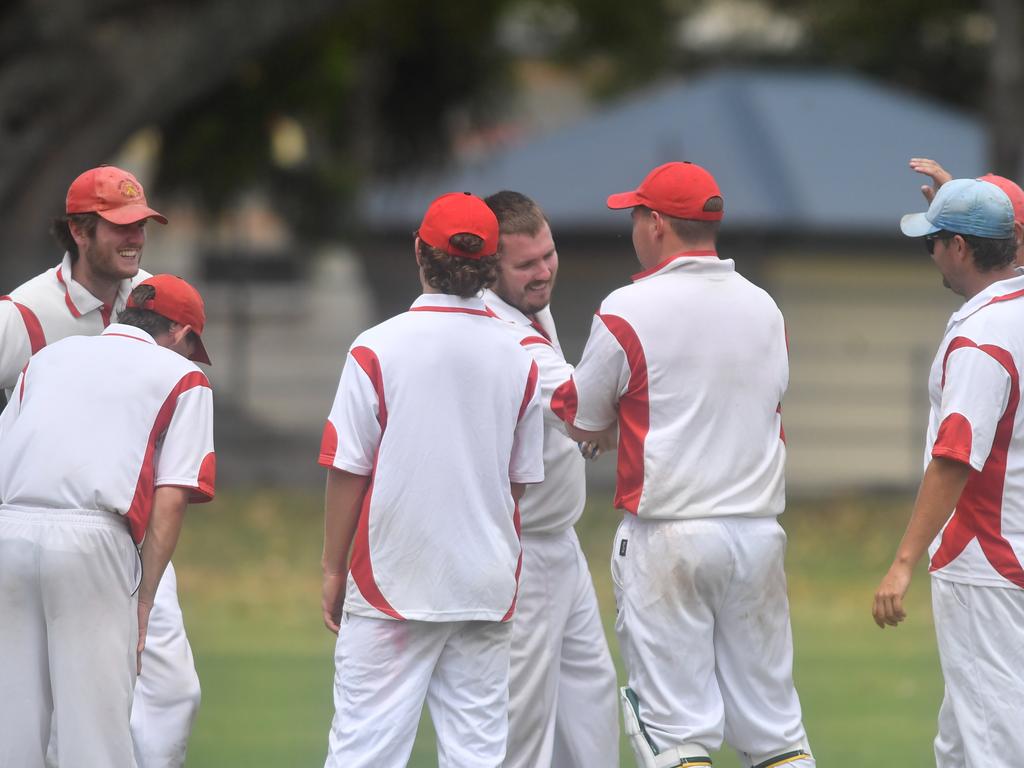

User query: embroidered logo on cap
[119,180,141,200]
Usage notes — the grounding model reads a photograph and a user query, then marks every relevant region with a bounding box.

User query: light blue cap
[900,178,1014,239]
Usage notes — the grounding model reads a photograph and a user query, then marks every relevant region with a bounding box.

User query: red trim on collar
[409,306,496,317]
[958,287,1024,322]
[631,250,718,282]
[55,266,83,318]
[103,332,154,344]
[528,317,551,341]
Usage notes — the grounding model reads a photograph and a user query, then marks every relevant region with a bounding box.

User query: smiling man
[0,165,164,394]
[0,166,206,768]
[482,191,619,768]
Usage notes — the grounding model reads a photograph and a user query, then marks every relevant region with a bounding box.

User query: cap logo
[119,180,141,200]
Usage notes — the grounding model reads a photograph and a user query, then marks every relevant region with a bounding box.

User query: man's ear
[168,322,193,345]
[649,210,666,239]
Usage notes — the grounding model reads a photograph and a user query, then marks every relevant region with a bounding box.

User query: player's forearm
[322,468,369,575]
[891,456,971,569]
[138,486,189,608]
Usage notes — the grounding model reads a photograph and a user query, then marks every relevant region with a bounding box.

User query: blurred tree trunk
[0,0,347,290]
[986,0,1024,179]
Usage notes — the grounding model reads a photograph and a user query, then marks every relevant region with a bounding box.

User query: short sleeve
[319,346,384,475]
[155,380,216,501]
[551,313,630,431]
[933,343,1012,470]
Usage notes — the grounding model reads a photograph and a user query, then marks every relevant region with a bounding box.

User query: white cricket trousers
[0,507,139,768]
[506,528,619,768]
[612,515,814,767]
[932,577,1024,768]
[44,561,201,768]
[129,561,202,768]
[324,614,513,768]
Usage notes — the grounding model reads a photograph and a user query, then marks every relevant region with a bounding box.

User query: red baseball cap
[66,166,168,226]
[979,173,1024,225]
[607,161,723,221]
[419,192,499,260]
[128,274,211,364]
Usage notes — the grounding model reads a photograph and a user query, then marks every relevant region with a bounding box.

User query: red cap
[66,166,168,226]
[979,173,1024,225]
[418,192,499,260]
[607,161,723,221]
[128,275,210,364]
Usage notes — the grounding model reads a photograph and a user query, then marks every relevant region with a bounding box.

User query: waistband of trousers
[0,504,129,531]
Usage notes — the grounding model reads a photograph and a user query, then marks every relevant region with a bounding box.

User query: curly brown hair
[417,233,499,297]
[50,213,100,261]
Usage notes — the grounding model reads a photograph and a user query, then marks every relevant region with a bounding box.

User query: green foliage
[177,489,942,766]
[156,0,515,237]
[773,0,988,109]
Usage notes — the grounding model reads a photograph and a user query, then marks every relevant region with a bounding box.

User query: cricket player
[874,178,1024,766]
[482,190,619,768]
[0,274,215,768]
[0,166,204,768]
[319,191,545,767]
[551,162,814,768]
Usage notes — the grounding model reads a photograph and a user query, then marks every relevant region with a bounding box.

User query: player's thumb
[921,185,936,203]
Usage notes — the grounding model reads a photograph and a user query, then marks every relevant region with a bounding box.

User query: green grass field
[175,490,943,767]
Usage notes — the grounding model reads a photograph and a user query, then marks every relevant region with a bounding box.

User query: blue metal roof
[362,68,987,235]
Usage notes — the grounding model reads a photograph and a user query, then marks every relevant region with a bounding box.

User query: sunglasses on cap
[924,231,955,255]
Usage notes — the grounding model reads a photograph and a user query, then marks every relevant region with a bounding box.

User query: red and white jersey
[319,293,545,622]
[551,251,787,519]
[484,289,585,534]
[0,324,215,543]
[0,253,149,391]
[926,272,1024,589]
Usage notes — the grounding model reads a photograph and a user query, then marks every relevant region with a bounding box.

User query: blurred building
[359,68,985,495]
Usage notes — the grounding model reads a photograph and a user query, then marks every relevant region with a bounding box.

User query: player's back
[328,295,543,621]
[0,325,207,517]
[601,255,787,518]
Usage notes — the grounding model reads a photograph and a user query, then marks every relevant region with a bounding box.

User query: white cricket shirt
[319,293,545,622]
[926,272,1024,589]
[0,324,215,543]
[0,253,149,392]
[551,251,788,519]
[484,289,586,534]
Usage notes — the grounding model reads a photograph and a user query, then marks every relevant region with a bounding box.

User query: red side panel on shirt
[930,338,1024,587]
[1,297,46,354]
[599,313,649,515]
[125,371,211,544]
[346,346,404,620]
[501,499,523,622]
[517,361,539,422]
[319,420,339,466]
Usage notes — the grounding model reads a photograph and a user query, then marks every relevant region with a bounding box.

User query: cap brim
[899,212,941,238]
[190,336,211,365]
[606,191,643,210]
[97,205,168,226]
